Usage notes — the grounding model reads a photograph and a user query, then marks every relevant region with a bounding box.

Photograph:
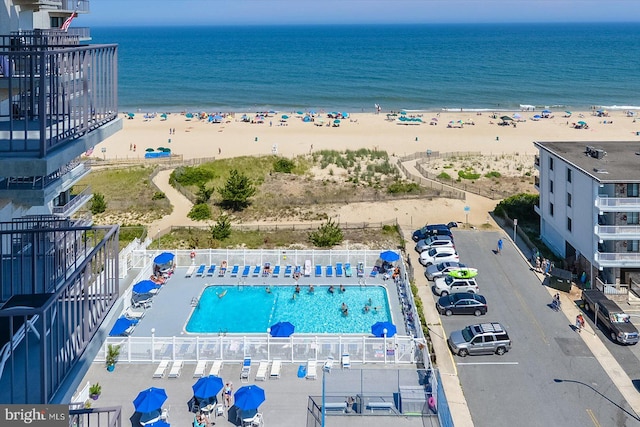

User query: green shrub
[484,171,502,178]
[90,193,107,214]
[218,169,257,211]
[170,166,215,187]
[188,203,211,221]
[458,170,481,180]
[195,184,214,204]
[273,158,295,173]
[494,193,539,224]
[151,191,166,200]
[387,181,422,194]
[309,218,343,247]
[437,172,451,180]
[210,214,232,240]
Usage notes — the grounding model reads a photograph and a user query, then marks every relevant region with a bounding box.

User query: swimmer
[364,305,370,313]
[368,298,372,306]
[309,284,315,293]
[341,302,348,311]
[328,285,335,294]
[217,290,227,298]
[292,293,297,300]
[295,284,301,294]
[340,284,346,293]
[265,285,272,294]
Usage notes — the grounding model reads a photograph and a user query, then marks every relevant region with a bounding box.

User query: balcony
[595,225,640,240]
[52,185,91,217]
[595,251,640,268]
[534,176,540,189]
[595,196,640,213]
[534,155,540,169]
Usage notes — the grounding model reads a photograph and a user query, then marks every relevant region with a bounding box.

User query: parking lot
[419,229,640,427]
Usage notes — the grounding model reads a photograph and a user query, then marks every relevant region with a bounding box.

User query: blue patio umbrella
[270,321,295,337]
[127,112,135,118]
[542,109,551,114]
[281,115,289,120]
[309,110,316,115]
[109,316,137,336]
[186,113,194,119]
[212,114,223,122]
[192,375,224,400]
[154,252,174,264]
[379,250,400,263]
[296,111,304,115]
[234,385,266,411]
[133,280,160,294]
[134,387,167,414]
[333,119,341,124]
[160,113,168,120]
[371,321,397,337]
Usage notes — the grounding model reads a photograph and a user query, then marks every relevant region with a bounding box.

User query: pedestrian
[224,382,233,407]
[552,293,561,311]
[575,314,584,333]
[129,143,132,151]
[218,147,221,155]
[133,144,136,152]
[497,238,503,254]
[535,256,541,272]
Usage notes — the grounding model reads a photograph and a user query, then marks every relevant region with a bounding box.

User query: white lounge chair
[124,307,145,320]
[323,356,334,373]
[194,360,207,378]
[240,357,251,382]
[255,360,269,381]
[270,359,282,379]
[306,360,317,380]
[153,360,170,378]
[341,353,351,369]
[168,360,183,378]
[185,265,196,278]
[209,360,223,376]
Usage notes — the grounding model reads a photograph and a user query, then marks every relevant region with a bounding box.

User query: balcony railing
[52,185,92,216]
[595,225,640,240]
[595,196,640,212]
[534,176,540,188]
[534,155,540,167]
[595,251,640,267]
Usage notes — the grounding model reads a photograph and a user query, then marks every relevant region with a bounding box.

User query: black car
[412,223,456,242]
[436,292,488,316]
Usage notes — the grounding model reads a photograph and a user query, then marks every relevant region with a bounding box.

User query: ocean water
[90,23,640,112]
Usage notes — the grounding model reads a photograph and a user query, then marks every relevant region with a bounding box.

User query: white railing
[595,225,640,238]
[99,335,422,365]
[595,196,640,210]
[595,251,640,268]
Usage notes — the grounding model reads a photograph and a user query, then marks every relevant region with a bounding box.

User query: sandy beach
[96,109,640,161]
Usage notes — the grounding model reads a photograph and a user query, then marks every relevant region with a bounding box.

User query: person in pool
[341,302,349,316]
[295,284,301,294]
[340,284,346,293]
[265,285,271,294]
[328,285,335,294]
[309,284,315,293]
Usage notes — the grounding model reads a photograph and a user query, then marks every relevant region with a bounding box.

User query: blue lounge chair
[207,264,216,276]
[253,265,261,277]
[315,264,322,277]
[336,263,343,277]
[196,264,206,277]
[240,356,252,383]
[284,265,292,277]
[326,265,333,277]
[357,262,365,278]
[344,263,353,277]
[370,266,379,278]
[231,265,240,277]
[242,265,250,277]
[272,265,280,277]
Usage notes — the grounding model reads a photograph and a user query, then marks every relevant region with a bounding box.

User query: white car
[434,276,479,296]
[414,235,455,253]
[425,262,468,281]
[419,247,459,266]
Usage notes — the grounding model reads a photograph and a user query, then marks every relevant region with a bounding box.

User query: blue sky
[83,0,640,26]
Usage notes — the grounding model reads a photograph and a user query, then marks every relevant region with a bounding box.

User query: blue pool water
[185,285,392,334]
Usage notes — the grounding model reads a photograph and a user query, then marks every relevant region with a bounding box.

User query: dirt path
[148,169,201,236]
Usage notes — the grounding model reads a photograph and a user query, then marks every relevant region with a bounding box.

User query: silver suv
[414,235,455,253]
[434,276,479,296]
[448,322,511,357]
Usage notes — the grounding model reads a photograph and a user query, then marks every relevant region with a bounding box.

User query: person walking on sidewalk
[576,314,585,333]
[497,238,503,255]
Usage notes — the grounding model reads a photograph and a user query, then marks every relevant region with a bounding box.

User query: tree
[195,184,214,204]
[188,203,211,221]
[309,218,343,247]
[218,169,256,211]
[90,193,107,214]
[210,214,232,240]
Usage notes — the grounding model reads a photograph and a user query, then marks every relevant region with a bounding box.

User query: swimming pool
[185,285,392,334]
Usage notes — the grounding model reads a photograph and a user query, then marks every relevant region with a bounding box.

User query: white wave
[599,105,640,110]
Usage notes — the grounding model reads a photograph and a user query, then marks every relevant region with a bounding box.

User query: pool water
[185,285,392,334]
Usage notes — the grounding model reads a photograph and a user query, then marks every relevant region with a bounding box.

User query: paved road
[432,230,640,427]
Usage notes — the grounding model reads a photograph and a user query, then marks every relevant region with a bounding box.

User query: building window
[567,168,572,183]
[629,212,639,225]
[567,192,572,207]
[628,240,639,252]
[567,217,572,231]
[550,180,554,194]
[549,202,554,216]
[629,184,639,198]
[549,157,554,170]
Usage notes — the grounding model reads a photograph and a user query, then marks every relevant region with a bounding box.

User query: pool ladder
[190,296,200,308]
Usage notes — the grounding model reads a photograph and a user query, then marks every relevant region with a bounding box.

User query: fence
[168,219,400,234]
[395,160,466,200]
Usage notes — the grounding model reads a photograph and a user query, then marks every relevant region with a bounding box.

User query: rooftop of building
[534,140,640,183]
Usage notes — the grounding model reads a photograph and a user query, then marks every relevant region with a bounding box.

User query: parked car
[448,322,511,357]
[436,293,487,316]
[434,276,479,296]
[412,223,455,242]
[425,262,472,281]
[415,235,455,253]
[419,247,459,266]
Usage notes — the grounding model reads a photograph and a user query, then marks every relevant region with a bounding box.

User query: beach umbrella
[145,148,155,152]
[281,115,289,120]
[371,321,397,337]
[333,119,341,124]
[234,385,266,411]
[513,113,521,119]
[157,147,165,151]
[309,109,316,115]
[162,148,171,153]
[500,116,513,121]
[128,113,135,118]
[578,121,587,126]
[532,115,541,120]
[160,113,167,120]
[296,111,304,115]
[154,252,174,264]
[133,280,160,294]
[379,250,400,263]
[185,113,194,119]
[134,387,167,414]
[542,109,551,114]
[270,321,295,337]
[342,112,349,118]
[109,316,138,336]
[212,114,223,122]
[431,117,438,122]
[192,375,224,400]
[400,111,407,115]
[565,111,572,115]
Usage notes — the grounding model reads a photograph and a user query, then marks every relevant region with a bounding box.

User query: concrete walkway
[149,168,202,236]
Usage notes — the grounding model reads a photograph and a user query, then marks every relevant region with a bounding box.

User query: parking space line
[456,362,519,365]
[586,409,601,427]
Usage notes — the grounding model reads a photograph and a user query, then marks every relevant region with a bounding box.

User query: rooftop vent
[585,146,607,159]
[593,168,609,174]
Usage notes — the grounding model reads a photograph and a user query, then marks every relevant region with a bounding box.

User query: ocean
[90,23,640,113]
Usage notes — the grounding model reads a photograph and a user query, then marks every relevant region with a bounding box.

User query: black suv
[412,222,456,242]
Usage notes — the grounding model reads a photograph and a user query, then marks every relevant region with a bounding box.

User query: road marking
[456,362,519,365]
[586,408,601,427]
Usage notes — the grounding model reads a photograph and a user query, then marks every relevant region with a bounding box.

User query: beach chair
[336,263,343,277]
[262,262,271,277]
[284,265,292,277]
[272,265,280,277]
[315,264,322,277]
[341,353,351,369]
[357,262,365,278]
[344,263,353,277]
[253,265,261,277]
[196,264,206,277]
[306,360,317,380]
[326,265,333,277]
[194,360,208,378]
[304,260,312,277]
[185,265,196,278]
[207,264,216,276]
[124,307,145,320]
[270,359,282,379]
[255,360,269,381]
[240,357,252,382]
[153,359,170,378]
[209,360,223,377]
[218,261,228,277]
[370,266,379,278]
[231,265,240,277]
[168,360,183,378]
[242,265,250,277]
[323,356,334,373]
